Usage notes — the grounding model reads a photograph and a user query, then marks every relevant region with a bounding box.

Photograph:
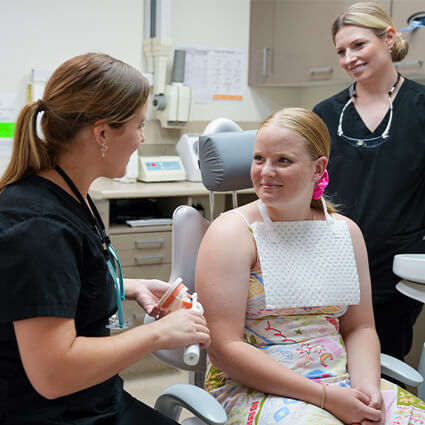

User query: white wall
[0,0,301,125]
[0,0,143,106]
[169,0,300,122]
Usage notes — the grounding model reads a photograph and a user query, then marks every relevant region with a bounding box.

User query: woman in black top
[0,53,210,425]
[313,2,424,363]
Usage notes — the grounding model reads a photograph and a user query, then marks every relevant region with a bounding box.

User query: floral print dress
[205,261,425,425]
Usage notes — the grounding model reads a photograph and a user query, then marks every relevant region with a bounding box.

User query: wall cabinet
[248,0,390,85]
[392,1,425,78]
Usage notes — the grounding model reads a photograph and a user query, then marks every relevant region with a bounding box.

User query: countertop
[89,177,255,200]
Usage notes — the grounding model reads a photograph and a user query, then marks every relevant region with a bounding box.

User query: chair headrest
[198,129,257,192]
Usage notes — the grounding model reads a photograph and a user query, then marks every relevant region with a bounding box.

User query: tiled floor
[123,368,188,409]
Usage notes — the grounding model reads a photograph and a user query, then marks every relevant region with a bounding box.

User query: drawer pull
[262,47,272,76]
[134,239,164,247]
[135,255,164,263]
[310,67,333,74]
[395,60,423,68]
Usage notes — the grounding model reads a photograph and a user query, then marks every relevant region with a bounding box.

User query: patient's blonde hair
[259,107,336,214]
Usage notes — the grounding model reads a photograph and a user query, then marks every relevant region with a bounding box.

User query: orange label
[182,300,193,309]
[212,94,243,101]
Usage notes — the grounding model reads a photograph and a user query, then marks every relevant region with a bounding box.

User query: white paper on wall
[177,45,246,104]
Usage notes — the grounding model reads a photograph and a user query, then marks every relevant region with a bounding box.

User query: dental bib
[252,200,360,309]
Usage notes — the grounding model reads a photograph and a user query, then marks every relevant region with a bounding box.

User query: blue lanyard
[105,244,125,327]
[55,165,126,327]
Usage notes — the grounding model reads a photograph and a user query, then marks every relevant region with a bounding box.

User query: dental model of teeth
[158,278,203,365]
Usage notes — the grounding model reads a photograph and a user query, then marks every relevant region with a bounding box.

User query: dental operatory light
[143,0,192,128]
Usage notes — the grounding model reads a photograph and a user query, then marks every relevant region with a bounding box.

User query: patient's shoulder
[203,203,257,250]
[213,202,258,228]
[334,213,365,249]
[334,213,361,231]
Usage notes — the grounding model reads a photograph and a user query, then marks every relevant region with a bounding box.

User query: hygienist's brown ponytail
[0,52,150,191]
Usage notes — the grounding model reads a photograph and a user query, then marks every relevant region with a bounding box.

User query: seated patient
[195,108,425,425]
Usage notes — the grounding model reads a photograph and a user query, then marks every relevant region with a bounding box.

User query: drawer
[110,231,171,250]
[122,264,171,281]
[111,232,172,267]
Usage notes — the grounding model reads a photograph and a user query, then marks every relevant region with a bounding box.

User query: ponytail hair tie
[37,99,46,112]
[312,169,329,200]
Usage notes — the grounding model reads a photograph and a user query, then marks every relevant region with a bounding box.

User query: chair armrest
[380,353,424,387]
[154,383,227,425]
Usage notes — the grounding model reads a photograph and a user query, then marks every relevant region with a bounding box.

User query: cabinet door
[248,0,276,85]
[272,0,344,84]
[392,0,425,77]
[273,0,393,84]
[249,0,391,85]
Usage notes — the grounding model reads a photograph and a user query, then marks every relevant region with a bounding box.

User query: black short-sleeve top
[314,78,425,302]
[0,175,121,423]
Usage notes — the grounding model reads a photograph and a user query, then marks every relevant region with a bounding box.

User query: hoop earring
[101,144,108,158]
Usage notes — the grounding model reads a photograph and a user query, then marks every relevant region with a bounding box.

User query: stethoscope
[337,72,401,148]
[55,165,126,328]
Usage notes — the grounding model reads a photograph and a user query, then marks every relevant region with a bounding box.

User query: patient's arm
[339,216,384,422]
[195,209,382,424]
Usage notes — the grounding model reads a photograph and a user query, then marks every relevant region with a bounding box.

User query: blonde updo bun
[392,32,409,62]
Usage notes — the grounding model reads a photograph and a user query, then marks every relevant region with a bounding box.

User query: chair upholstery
[146,206,225,424]
[154,384,226,425]
[146,205,210,372]
[198,129,256,192]
[145,205,226,425]
[381,353,423,388]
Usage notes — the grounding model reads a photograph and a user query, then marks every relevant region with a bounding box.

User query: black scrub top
[0,175,121,424]
[314,78,425,302]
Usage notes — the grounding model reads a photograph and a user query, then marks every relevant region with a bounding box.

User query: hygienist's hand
[152,309,210,350]
[124,278,170,318]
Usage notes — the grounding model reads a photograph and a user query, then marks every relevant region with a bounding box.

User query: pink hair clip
[312,169,329,200]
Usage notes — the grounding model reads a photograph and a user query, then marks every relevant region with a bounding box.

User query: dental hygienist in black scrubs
[0,53,210,425]
[313,2,425,363]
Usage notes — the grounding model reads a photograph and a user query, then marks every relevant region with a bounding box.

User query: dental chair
[145,128,256,424]
[149,205,217,425]
[149,127,424,423]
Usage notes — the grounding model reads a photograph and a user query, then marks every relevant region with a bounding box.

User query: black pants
[374,294,423,360]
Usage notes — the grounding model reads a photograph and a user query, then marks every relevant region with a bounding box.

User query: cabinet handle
[395,60,423,68]
[134,255,164,263]
[310,67,333,74]
[134,239,164,247]
[262,47,271,76]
